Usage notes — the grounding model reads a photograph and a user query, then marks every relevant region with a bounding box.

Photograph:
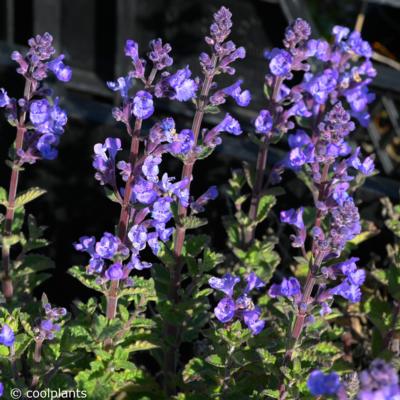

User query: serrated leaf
[255,194,276,223]
[68,266,102,292]
[127,340,159,352]
[200,248,224,272]
[15,187,46,208]
[181,216,207,230]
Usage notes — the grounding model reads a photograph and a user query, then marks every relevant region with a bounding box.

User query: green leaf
[181,216,208,230]
[204,105,221,114]
[197,146,215,160]
[15,187,46,208]
[20,254,55,272]
[68,266,102,292]
[126,340,159,352]
[255,195,276,223]
[200,248,224,272]
[0,187,7,205]
[104,187,120,203]
[242,162,255,189]
[205,354,225,368]
[184,234,209,257]
[14,333,33,358]
[12,206,25,233]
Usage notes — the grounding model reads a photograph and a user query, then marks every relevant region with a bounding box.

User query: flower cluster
[34,300,67,341]
[209,273,266,335]
[74,232,137,284]
[12,32,72,82]
[253,18,314,141]
[279,104,370,314]
[307,370,342,397]
[109,37,197,125]
[0,33,71,164]
[358,359,400,399]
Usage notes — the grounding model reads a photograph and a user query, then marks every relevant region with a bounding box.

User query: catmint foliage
[0,7,396,400]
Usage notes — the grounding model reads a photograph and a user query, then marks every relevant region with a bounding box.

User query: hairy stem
[163,56,217,395]
[244,76,283,245]
[1,78,33,299]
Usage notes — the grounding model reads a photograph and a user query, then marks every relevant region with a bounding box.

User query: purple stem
[244,76,283,245]
[2,78,34,300]
[105,68,157,321]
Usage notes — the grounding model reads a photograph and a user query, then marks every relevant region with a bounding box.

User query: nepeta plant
[0,33,71,300]
[0,6,398,400]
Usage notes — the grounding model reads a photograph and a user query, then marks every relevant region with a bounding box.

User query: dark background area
[1,0,400,307]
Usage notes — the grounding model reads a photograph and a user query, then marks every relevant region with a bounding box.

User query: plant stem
[105,68,157,321]
[244,76,283,245]
[106,118,142,321]
[244,139,269,244]
[1,78,33,300]
[33,339,43,363]
[163,56,217,395]
[285,163,330,360]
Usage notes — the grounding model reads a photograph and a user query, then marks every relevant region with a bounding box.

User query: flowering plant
[0,6,398,400]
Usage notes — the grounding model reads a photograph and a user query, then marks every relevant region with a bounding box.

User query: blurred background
[1,0,400,306]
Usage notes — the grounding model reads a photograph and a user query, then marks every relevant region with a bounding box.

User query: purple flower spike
[209,273,240,297]
[214,297,236,323]
[148,38,173,70]
[133,90,154,120]
[254,109,273,135]
[0,324,15,347]
[207,6,233,45]
[307,370,341,396]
